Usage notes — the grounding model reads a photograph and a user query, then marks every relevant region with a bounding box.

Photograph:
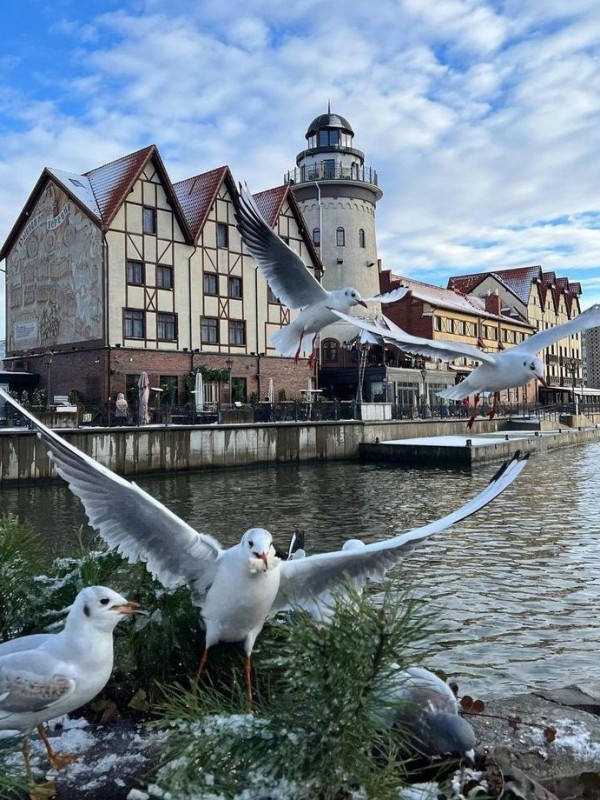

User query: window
[322,339,339,362]
[229,319,246,346]
[228,276,243,299]
[336,227,345,247]
[358,228,366,248]
[217,223,229,248]
[318,130,340,147]
[203,272,218,295]
[201,317,219,344]
[124,309,144,339]
[126,260,144,286]
[157,312,177,341]
[267,286,280,304]
[159,375,178,405]
[157,265,173,289]
[143,207,156,234]
[232,377,247,403]
[312,228,320,246]
[434,316,442,332]
[322,159,335,179]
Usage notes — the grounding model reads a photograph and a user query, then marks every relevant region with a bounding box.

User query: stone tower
[284,107,383,345]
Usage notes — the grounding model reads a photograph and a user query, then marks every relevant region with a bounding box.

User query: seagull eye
[100,598,110,605]
[248,539,254,548]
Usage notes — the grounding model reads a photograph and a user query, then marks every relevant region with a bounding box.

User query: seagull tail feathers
[270,325,305,357]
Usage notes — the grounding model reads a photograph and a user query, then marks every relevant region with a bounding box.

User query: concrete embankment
[1,416,600,483]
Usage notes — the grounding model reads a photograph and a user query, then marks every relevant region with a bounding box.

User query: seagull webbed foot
[28,780,57,800]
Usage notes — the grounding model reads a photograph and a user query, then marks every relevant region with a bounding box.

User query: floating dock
[359,425,600,468]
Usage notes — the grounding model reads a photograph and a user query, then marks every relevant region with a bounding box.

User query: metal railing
[284,163,379,186]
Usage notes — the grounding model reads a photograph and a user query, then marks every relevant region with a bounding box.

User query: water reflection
[2,443,599,699]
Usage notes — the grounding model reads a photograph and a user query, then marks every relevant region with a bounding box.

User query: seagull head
[524,355,546,385]
[344,288,368,308]
[241,527,278,572]
[69,586,143,632]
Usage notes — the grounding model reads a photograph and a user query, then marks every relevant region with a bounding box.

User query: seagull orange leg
[487,392,499,421]
[294,332,306,364]
[244,655,253,705]
[196,647,209,682]
[37,724,77,770]
[307,334,319,369]
[467,394,480,429]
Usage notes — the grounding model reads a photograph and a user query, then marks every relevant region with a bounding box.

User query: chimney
[484,291,502,316]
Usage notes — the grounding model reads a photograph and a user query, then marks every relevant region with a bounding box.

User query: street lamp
[342,336,368,404]
[564,356,579,415]
[225,358,233,408]
[43,351,54,410]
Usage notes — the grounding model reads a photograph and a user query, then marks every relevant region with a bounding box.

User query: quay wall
[1,417,507,484]
[2,417,599,484]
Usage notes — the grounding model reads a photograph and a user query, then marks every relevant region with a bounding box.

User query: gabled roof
[0,144,193,259]
[391,274,530,325]
[173,166,234,242]
[449,265,543,305]
[253,185,289,227]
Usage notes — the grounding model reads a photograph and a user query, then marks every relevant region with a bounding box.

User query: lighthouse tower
[284,108,383,302]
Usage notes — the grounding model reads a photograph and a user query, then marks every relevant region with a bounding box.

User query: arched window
[359,228,365,248]
[336,227,345,247]
[322,339,339,362]
[312,228,320,246]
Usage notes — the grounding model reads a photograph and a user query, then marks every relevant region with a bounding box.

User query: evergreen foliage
[150,585,435,799]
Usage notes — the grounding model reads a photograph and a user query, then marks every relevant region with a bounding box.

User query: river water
[2,442,599,700]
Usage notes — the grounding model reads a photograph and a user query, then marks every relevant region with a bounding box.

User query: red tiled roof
[253,185,288,228]
[83,145,156,225]
[449,265,543,305]
[173,166,230,241]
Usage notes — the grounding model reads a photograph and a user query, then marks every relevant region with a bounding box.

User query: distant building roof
[173,166,231,241]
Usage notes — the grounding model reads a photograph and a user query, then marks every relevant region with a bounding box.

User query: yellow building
[0,145,321,408]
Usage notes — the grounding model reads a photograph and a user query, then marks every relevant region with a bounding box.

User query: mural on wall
[7,181,103,352]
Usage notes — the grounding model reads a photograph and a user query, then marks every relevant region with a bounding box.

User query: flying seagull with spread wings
[0,390,527,704]
[235,183,408,364]
[333,303,600,426]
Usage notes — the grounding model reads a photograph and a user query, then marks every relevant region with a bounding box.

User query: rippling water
[3,442,600,699]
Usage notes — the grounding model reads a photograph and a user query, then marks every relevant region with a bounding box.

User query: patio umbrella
[137,372,150,425]
[194,371,204,412]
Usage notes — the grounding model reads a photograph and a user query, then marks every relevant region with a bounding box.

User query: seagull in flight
[333,303,600,427]
[235,182,408,364]
[0,390,527,704]
[0,586,140,796]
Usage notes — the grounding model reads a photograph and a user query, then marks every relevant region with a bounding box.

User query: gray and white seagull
[235,182,408,364]
[333,303,600,427]
[0,390,528,704]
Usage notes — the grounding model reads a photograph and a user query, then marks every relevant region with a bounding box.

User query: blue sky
[2,0,600,336]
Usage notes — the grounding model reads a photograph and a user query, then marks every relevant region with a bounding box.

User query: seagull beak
[357,300,368,308]
[111,600,143,616]
[537,375,547,386]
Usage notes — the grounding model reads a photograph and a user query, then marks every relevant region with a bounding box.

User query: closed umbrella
[137,372,150,425]
[194,371,204,412]
[267,377,274,404]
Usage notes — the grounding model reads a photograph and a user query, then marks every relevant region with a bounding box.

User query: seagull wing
[332,310,497,364]
[273,452,527,611]
[511,303,600,355]
[0,658,75,716]
[235,182,326,309]
[0,389,223,596]
[362,287,410,304]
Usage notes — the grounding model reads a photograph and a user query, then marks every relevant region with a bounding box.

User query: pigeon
[0,389,527,704]
[332,303,600,426]
[234,182,408,363]
[372,666,475,761]
[0,586,141,793]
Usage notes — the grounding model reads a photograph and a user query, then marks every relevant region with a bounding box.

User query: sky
[2,0,600,338]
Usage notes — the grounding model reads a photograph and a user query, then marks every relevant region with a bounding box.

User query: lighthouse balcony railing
[284,164,378,186]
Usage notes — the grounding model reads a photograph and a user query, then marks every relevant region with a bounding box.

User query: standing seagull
[0,586,140,796]
[0,390,527,704]
[234,183,408,364]
[333,303,600,426]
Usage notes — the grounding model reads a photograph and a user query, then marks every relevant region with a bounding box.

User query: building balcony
[284,163,379,187]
